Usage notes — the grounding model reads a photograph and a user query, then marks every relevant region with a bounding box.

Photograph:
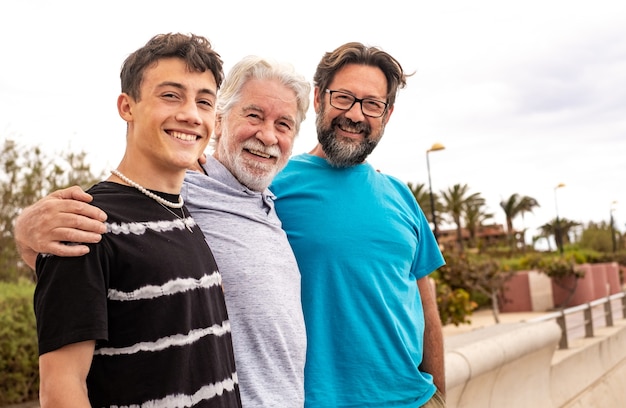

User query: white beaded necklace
[110,169,184,209]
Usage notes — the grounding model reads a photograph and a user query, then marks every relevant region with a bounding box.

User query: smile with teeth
[246,148,273,159]
[337,124,362,135]
[169,131,199,141]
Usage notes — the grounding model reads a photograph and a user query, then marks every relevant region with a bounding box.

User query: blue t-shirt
[271,154,445,407]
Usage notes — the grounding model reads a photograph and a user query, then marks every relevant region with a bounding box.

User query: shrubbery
[0,281,39,405]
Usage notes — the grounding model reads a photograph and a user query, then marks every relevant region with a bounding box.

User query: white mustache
[242,141,281,160]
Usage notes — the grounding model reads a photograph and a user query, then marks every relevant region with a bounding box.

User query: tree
[463,197,493,249]
[440,183,483,252]
[500,193,539,249]
[579,221,620,253]
[531,231,551,251]
[0,138,103,282]
[538,217,581,253]
[437,250,515,324]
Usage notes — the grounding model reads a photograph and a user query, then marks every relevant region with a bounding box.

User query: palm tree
[559,218,581,246]
[539,218,581,252]
[500,194,540,249]
[537,223,555,251]
[463,198,494,249]
[440,183,482,252]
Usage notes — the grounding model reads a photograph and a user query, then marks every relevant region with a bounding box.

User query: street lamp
[610,201,618,253]
[426,143,445,241]
[554,183,566,254]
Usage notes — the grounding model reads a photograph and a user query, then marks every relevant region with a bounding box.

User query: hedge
[0,281,39,405]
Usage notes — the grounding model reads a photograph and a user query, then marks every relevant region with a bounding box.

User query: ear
[214,113,223,138]
[117,93,133,122]
[313,87,322,114]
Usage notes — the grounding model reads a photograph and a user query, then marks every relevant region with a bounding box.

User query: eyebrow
[334,88,386,101]
[244,104,296,126]
[157,81,217,98]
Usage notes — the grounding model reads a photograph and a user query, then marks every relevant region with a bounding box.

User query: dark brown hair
[120,33,224,101]
[313,42,411,109]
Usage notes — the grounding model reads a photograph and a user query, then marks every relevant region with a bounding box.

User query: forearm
[418,277,445,397]
[14,208,39,269]
[12,186,107,266]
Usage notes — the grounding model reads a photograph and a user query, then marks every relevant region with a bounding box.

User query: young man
[270,42,446,407]
[32,33,241,407]
[15,55,310,407]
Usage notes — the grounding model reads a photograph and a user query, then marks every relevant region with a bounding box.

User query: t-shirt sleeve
[34,246,109,355]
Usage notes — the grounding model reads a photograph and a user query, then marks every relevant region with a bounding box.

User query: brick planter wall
[499,263,622,312]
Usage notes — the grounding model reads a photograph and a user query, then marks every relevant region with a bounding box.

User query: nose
[345,100,366,121]
[255,123,279,146]
[175,100,202,125]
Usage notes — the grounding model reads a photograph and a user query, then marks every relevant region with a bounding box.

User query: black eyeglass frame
[325,89,388,118]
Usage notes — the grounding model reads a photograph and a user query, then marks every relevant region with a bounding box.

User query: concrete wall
[444,318,626,407]
[445,320,561,407]
[529,271,555,311]
[551,320,626,407]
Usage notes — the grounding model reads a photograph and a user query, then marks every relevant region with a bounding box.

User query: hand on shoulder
[13,186,108,268]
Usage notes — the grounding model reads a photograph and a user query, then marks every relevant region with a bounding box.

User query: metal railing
[528,290,626,349]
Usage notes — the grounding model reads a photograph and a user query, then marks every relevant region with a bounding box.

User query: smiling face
[117,57,217,187]
[313,63,393,167]
[213,78,298,191]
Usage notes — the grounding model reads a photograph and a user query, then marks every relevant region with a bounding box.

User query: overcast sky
[2,0,625,245]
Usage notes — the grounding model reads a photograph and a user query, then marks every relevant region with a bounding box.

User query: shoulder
[87,182,154,220]
[87,182,129,209]
[373,170,413,196]
[274,154,328,179]
[272,154,308,186]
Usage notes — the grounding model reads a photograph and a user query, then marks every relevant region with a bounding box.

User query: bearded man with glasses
[271,42,447,408]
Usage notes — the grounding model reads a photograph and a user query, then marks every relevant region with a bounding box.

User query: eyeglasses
[325,89,388,118]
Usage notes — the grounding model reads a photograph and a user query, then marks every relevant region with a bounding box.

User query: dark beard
[316,114,380,168]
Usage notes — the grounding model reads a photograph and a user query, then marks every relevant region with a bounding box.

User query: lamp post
[426,143,445,241]
[610,201,617,253]
[554,183,566,254]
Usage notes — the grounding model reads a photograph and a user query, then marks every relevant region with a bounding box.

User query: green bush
[435,282,476,326]
[0,280,39,405]
[520,253,585,280]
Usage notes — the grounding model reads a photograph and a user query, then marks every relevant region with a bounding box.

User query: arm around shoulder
[13,186,108,268]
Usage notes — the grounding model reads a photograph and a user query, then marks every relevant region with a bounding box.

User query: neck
[309,144,327,158]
